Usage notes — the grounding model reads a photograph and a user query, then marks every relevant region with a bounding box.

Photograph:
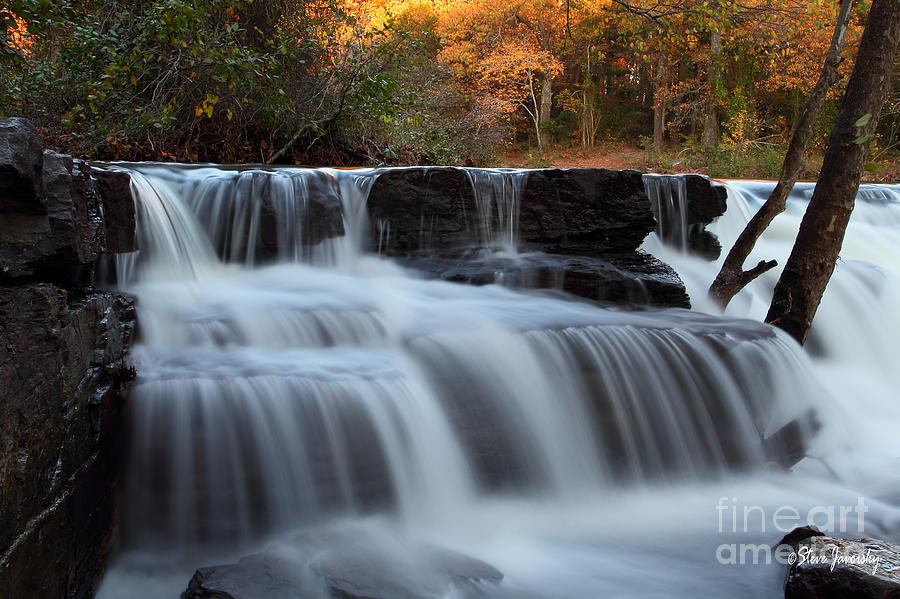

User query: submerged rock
[183,527,503,599]
[401,250,690,309]
[644,173,727,259]
[785,534,900,599]
[187,168,345,263]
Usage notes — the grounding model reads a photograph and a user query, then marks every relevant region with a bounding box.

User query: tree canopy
[1,0,894,171]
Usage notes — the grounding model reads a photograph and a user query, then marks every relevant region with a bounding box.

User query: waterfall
[100,167,900,599]
[643,173,690,251]
[464,168,527,253]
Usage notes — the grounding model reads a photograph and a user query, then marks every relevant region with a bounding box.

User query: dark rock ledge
[365,166,718,308]
[0,117,138,599]
[781,527,900,599]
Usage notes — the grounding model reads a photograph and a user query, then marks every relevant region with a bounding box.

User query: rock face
[0,118,138,599]
[367,167,694,308]
[183,527,503,599]
[0,120,136,281]
[521,168,655,255]
[0,117,44,214]
[367,167,655,256]
[93,169,137,254]
[785,535,900,599]
[366,167,478,254]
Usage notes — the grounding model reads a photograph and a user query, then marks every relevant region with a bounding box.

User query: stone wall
[0,118,137,599]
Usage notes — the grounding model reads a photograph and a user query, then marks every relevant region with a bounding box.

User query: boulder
[683,174,727,225]
[183,527,503,599]
[0,117,45,214]
[785,535,900,599]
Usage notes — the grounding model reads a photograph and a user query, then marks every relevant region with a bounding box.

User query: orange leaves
[5,13,33,56]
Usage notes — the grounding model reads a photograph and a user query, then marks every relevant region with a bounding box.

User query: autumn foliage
[0,0,893,168]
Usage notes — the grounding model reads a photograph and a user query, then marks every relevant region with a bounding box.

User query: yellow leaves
[129,75,137,85]
[195,93,220,119]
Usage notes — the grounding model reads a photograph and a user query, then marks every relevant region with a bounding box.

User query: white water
[98,167,900,599]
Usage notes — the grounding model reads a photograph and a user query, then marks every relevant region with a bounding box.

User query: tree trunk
[708,0,856,307]
[539,73,553,152]
[653,53,668,148]
[701,28,722,147]
[582,85,597,148]
[765,0,900,345]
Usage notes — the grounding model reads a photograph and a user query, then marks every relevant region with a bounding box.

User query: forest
[2,0,897,178]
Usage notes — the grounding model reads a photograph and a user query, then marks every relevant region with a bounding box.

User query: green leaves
[853,113,873,145]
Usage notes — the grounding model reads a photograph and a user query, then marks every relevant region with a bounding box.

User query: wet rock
[182,169,345,264]
[402,250,690,309]
[0,118,137,598]
[762,409,820,468]
[778,525,825,549]
[684,174,727,224]
[785,535,900,599]
[0,284,135,599]
[367,167,657,256]
[0,117,44,214]
[42,151,102,268]
[93,169,137,254]
[183,527,503,599]
[367,167,478,254]
[521,168,655,254]
[0,125,135,281]
[644,174,727,259]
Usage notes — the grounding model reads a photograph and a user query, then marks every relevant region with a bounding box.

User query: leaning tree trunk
[701,28,722,148]
[765,0,900,345]
[708,0,856,307]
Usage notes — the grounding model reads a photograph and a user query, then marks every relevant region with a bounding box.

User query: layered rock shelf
[366,166,727,308]
[0,118,137,599]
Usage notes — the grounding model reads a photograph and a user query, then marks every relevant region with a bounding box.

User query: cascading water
[464,168,526,253]
[99,166,900,599]
[643,173,690,250]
